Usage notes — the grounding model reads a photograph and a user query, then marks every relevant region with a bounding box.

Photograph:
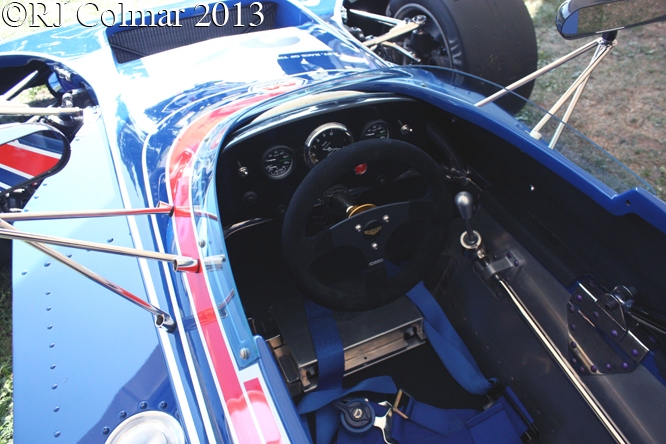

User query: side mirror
[0,123,70,193]
[557,0,666,39]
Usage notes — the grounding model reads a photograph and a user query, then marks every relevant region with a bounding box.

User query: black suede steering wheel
[282,138,451,312]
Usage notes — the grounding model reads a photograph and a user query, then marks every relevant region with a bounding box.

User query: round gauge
[362,120,390,140]
[261,146,294,179]
[304,123,353,169]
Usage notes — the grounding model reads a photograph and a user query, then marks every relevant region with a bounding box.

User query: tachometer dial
[362,120,390,140]
[262,146,294,179]
[304,123,353,169]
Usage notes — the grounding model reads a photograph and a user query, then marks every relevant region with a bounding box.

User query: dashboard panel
[216,94,433,227]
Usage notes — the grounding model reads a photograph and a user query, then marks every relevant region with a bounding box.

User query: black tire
[386,0,538,114]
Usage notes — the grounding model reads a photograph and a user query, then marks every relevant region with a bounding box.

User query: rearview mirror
[557,0,666,39]
[0,123,70,193]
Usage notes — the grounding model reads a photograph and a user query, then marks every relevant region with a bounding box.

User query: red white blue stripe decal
[167,92,292,443]
[0,141,60,189]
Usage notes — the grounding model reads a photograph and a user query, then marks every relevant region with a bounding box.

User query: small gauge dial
[305,123,353,169]
[362,120,390,140]
[261,146,294,179]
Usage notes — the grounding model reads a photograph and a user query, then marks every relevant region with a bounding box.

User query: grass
[0,264,11,444]
[525,0,666,200]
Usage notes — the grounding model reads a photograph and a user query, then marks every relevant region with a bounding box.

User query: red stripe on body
[245,378,284,444]
[0,142,59,176]
[168,92,290,443]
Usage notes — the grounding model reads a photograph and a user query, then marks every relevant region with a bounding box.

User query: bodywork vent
[108,2,277,64]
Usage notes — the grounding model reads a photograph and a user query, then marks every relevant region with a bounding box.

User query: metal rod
[529,41,614,140]
[224,218,271,238]
[0,105,83,116]
[0,202,173,221]
[364,21,420,47]
[0,219,176,332]
[348,8,403,26]
[547,42,606,148]
[0,70,39,101]
[380,41,421,63]
[0,227,199,272]
[496,276,629,444]
[548,76,590,149]
[475,38,601,108]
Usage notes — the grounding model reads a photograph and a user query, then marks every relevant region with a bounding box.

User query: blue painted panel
[12,113,179,443]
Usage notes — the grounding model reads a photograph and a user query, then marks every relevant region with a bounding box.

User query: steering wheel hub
[363,220,383,239]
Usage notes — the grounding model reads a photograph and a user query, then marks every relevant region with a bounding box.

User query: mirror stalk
[540,33,616,147]
[477,33,617,150]
[475,38,600,108]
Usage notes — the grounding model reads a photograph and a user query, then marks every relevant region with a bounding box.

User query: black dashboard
[216,93,434,227]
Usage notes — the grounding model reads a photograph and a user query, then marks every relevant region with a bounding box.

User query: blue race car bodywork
[3,1,666,443]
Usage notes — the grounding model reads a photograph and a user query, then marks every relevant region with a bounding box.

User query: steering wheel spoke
[366,260,388,292]
[306,228,335,261]
[409,197,437,221]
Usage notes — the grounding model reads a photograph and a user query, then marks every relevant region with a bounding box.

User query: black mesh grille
[108,2,278,64]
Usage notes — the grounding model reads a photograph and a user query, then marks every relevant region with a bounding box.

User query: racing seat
[271,281,535,443]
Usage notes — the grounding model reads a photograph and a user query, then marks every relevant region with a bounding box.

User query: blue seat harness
[298,282,533,444]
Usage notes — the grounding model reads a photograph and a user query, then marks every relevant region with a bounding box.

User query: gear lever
[455,191,482,250]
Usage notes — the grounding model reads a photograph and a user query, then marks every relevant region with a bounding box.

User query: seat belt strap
[297,376,398,415]
[464,403,523,444]
[304,299,345,391]
[406,282,493,395]
[300,281,511,443]
[303,299,347,444]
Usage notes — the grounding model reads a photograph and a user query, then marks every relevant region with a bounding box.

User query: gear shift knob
[454,192,481,249]
[455,191,474,221]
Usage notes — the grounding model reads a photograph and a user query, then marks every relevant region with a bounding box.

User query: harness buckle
[375,401,396,444]
[335,398,397,443]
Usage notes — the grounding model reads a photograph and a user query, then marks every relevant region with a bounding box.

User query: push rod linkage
[347,8,403,27]
[344,9,424,60]
[0,219,176,332]
[380,41,421,63]
[363,19,421,48]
